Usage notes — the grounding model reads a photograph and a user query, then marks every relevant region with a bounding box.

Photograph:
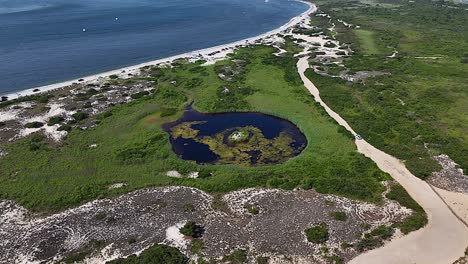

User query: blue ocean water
[0,0,308,94]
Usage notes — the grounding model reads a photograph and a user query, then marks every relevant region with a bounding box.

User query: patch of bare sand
[297,56,468,264]
[433,186,468,225]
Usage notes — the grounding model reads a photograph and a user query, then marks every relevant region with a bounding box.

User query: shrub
[257,257,269,264]
[305,223,329,243]
[57,124,72,132]
[25,121,44,128]
[47,116,64,126]
[370,225,394,239]
[331,211,347,221]
[190,239,204,254]
[197,169,212,179]
[179,221,204,238]
[222,249,247,264]
[72,112,89,121]
[355,225,394,252]
[109,75,119,79]
[355,235,382,252]
[130,91,150,100]
[29,133,45,151]
[107,244,187,264]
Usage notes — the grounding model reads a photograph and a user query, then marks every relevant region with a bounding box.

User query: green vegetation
[386,183,427,234]
[0,45,388,211]
[179,221,204,238]
[354,29,379,54]
[63,240,106,263]
[107,244,187,264]
[72,112,89,121]
[170,124,303,165]
[305,223,329,243]
[0,94,53,109]
[355,225,394,252]
[330,211,347,221]
[222,249,248,264]
[47,116,64,126]
[306,0,468,179]
[25,121,44,128]
[191,239,204,254]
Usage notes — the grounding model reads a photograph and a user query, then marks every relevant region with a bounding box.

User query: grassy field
[354,29,379,54]
[306,0,467,179]
[0,44,389,212]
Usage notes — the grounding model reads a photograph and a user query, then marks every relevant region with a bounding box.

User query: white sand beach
[1,1,316,101]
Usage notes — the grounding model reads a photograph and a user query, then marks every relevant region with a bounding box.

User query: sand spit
[0,186,410,263]
[298,56,468,264]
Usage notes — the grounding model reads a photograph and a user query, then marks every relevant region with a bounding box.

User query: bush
[331,211,347,221]
[25,121,44,128]
[305,223,329,243]
[222,249,247,264]
[47,116,64,126]
[179,221,204,238]
[57,124,72,132]
[190,239,204,254]
[355,235,382,252]
[355,225,394,251]
[72,112,89,121]
[370,225,394,239]
[107,244,188,264]
[109,75,119,79]
[29,133,46,151]
[130,91,150,100]
[197,169,212,179]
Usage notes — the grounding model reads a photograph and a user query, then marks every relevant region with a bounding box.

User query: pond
[162,108,307,166]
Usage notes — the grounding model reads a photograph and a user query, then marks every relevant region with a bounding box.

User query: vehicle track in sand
[297,56,468,264]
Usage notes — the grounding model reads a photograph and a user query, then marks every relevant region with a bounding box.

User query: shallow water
[163,109,307,165]
[0,0,307,94]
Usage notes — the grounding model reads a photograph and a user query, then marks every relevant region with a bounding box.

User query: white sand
[1,1,316,101]
[432,186,468,225]
[297,57,468,264]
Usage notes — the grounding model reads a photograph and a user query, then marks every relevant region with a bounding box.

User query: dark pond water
[163,108,307,165]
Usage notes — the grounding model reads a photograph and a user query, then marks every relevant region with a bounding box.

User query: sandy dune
[297,56,468,264]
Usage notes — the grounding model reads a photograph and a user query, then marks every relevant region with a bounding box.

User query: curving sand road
[297,56,468,264]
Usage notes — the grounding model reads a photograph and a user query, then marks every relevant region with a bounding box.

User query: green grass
[354,29,379,54]
[0,45,388,212]
[305,0,468,179]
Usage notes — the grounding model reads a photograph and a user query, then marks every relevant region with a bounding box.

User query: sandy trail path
[297,56,468,264]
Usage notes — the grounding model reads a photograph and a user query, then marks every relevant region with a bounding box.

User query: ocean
[0,0,308,95]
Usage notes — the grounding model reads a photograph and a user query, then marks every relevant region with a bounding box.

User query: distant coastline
[0,1,315,101]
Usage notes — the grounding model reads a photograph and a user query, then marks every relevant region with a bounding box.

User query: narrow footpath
[297,56,468,264]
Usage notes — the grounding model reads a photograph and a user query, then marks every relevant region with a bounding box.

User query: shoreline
[1,1,316,101]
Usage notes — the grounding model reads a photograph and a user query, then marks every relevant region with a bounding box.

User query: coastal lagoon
[0,0,308,94]
[163,109,307,165]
